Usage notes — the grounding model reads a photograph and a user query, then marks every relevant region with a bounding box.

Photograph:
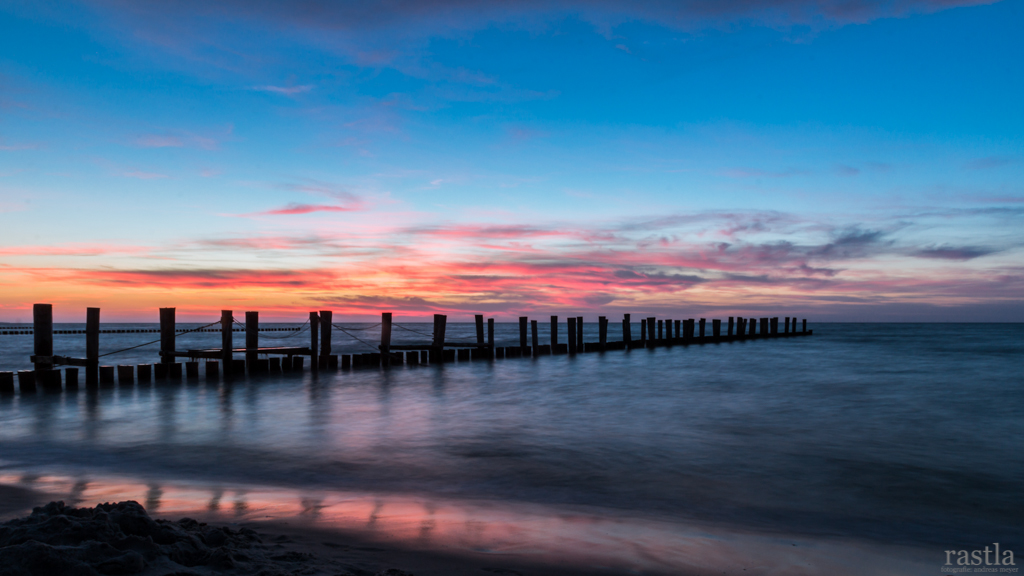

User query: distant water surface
[0,323,1020,557]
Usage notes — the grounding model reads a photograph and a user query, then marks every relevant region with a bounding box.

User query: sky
[1,0,1022,322]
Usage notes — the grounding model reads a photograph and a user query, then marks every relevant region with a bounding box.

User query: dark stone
[0,501,311,576]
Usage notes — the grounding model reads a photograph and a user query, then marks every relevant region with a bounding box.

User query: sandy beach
[0,481,942,576]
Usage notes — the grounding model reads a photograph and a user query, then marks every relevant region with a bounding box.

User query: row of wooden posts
[0,304,811,394]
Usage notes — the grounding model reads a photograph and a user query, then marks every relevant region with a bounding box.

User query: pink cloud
[253,203,363,216]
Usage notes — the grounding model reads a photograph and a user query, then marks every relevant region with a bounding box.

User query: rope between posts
[93,320,222,360]
[392,323,433,338]
[232,318,309,339]
[331,323,381,331]
[332,326,380,351]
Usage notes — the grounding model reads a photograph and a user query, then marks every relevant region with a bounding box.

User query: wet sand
[0,483,939,575]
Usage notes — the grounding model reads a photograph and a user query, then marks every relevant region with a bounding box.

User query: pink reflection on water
[1,473,933,575]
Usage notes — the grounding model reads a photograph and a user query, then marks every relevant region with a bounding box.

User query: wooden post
[728,317,734,337]
[380,312,392,367]
[749,317,757,336]
[432,314,447,362]
[784,317,790,334]
[221,310,233,377]
[576,316,583,350]
[803,319,807,333]
[657,319,663,343]
[488,318,495,359]
[760,317,769,336]
[86,307,100,387]
[598,316,607,350]
[476,315,485,347]
[159,307,175,364]
[310,312,320,372]
[550,316,558,348]
[320,311,333,367]
[531,320,539,354]
[519,317,528,353]
[245,311,259,373]
[647,317,656,347]
[33,304,53,372]
[567,317,577,354]
[712,319,721,338]
[674,320,681,340]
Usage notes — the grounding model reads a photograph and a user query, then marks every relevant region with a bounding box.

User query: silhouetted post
[803,319,807,333]
[696,318,704,339]
[531,320,539,354]
[432,314,447,362]
[221,310,233,377]
[598,316,607,350]
[519,317,528,353]
[320,310,333,367]
[728,317,734,337]
[657,319,663,343]
[245,311,259,373]
[623,314,632,346]
[86,307,100,387]
[639,319,646,347]
[550,316,558,349]
[674,320,680,340]
[749,317,757,336]
[33,304,53,373]
[736,317,744,337]
[576,316,583,350]
[476,315,485,349]
[159,308,175,365]
[771,317,778,335]
[760,317,769,336]
[712,319,721,338]
[567,317,577,354]
[306,312,318,371]
[488,318,495,358]
[379,312,392,367]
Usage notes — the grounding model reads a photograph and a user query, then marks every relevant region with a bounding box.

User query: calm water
[0,323,1021,555]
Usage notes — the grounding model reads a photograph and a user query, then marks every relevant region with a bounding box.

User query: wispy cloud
[123,170,170,179]
[253,203,363,216]
[251,84,314,95]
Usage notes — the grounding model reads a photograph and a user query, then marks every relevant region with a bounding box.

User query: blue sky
[1,0,1022,321]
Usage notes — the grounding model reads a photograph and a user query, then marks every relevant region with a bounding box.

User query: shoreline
[0,483,939,575]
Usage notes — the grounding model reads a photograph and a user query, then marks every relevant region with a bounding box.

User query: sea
[0,322,1021,574]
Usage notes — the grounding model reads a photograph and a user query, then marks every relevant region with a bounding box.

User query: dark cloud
[913,245,998,260]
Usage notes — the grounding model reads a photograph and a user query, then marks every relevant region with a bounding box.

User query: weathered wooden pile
[0,304,812,394]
